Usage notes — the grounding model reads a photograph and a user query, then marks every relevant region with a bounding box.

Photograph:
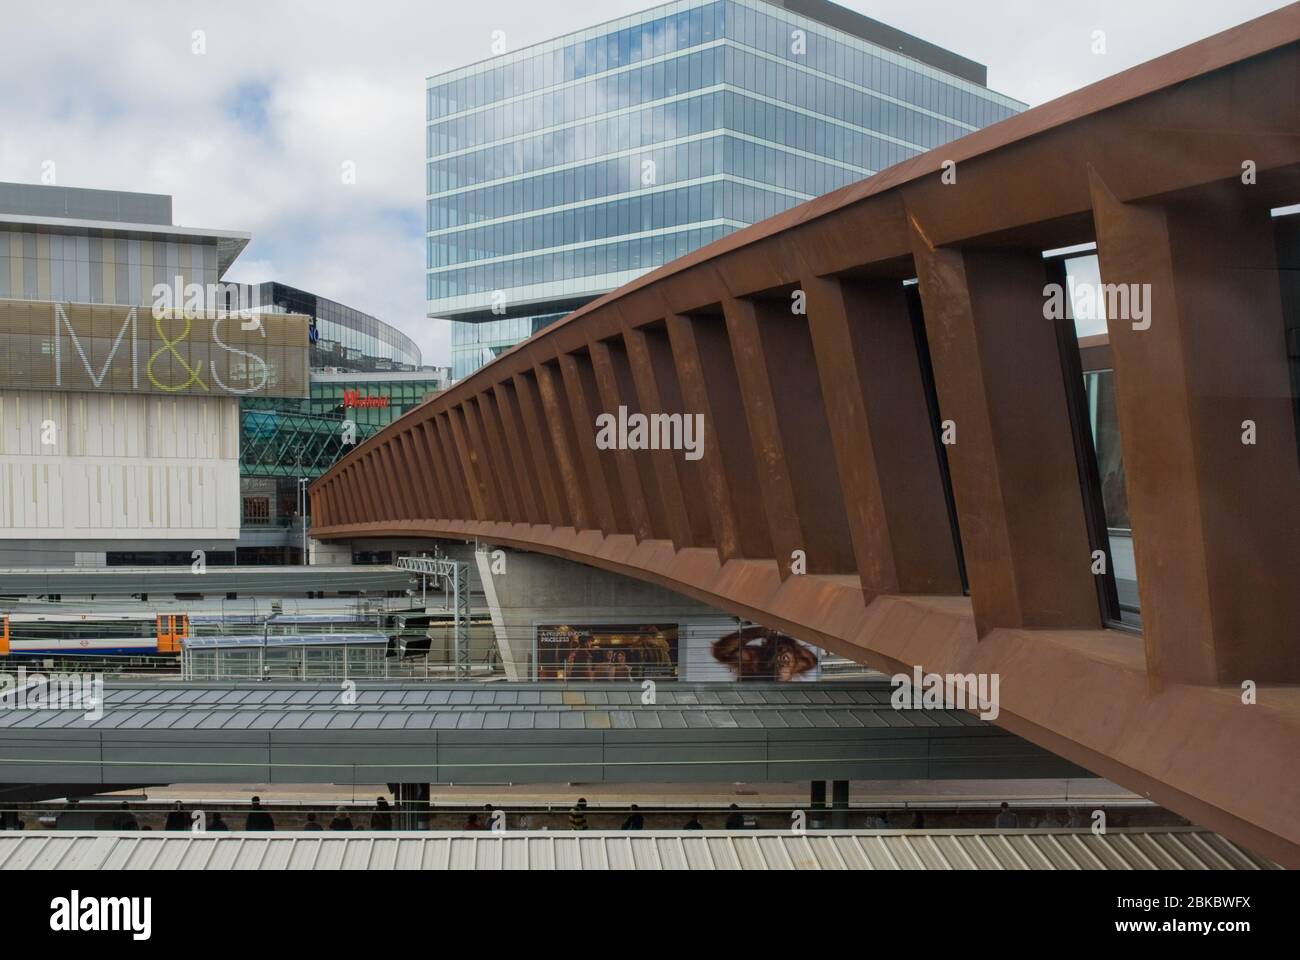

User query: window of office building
[429,0,1024,379]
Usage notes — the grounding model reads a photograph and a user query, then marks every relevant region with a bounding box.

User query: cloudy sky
[0,0,1287,366]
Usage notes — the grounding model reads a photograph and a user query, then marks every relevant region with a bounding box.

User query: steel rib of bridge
[311,8,1300,866]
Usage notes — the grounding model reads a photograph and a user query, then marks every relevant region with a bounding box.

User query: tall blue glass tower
[427,0,1024,380]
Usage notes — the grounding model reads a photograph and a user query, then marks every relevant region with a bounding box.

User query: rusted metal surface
[312,7,1300,866]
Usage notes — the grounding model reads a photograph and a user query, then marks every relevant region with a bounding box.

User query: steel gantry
[397,554,471,679]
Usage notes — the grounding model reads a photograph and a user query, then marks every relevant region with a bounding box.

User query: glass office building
[239,281,422,372]
[427,0,1024,378]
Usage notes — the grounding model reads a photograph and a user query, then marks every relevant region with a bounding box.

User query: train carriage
[0,612,187,657]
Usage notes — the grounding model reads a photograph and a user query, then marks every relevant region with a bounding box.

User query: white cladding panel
[0,390,239,539]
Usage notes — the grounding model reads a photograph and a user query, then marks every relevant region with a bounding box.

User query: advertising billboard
[535,623,678,681]
[533,620,822,682]
[680,620,821,682]
[0,298,310,398]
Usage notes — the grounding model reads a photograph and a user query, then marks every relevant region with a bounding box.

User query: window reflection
[432,0,1024,379]
[1083,369,1138,622]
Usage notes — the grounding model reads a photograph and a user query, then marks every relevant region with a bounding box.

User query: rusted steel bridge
[312,8,1300,865]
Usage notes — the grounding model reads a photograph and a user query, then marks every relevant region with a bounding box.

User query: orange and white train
[0,612,188,657]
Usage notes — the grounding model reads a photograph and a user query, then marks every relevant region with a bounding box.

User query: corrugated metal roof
[0,681,1087,784]
[0,681,960,732]
[0,829,1275,870]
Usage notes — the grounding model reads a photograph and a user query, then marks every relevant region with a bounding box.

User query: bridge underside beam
[310,521,1300,867]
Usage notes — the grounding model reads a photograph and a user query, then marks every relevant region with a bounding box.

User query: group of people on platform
[460,798,746,831]
[155,796,395,832]
[32,795,1094,832]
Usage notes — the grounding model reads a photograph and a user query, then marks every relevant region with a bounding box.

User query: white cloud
[0,0,1287,366]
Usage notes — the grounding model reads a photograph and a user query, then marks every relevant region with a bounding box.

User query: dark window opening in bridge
[752,295,857,574]
[1266,210,1300,674]
[1051,253,1137,628]
[1271,210,1300,468]
[641,321,713,544]
[904,281,968,594]
[1082,368,1136,621]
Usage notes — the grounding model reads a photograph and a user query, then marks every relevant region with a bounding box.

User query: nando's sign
[0,298,310,399]
[342,389,389,409]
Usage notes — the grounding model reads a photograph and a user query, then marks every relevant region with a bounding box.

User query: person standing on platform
[569,798,589,830]
[244,796,275,831]
[371,797,393,831]
[164,801,188,831]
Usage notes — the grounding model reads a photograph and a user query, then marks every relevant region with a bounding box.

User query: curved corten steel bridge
[313,8,1300,865]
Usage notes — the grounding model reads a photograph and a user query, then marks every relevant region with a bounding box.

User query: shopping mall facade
[0,181,445,567]
[230,281,449,563]
[428,0,1024,378]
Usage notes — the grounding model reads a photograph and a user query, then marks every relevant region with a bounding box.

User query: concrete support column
[476,546,520,681]
[308,538,351,565]
[809,780,827,830]
[831,780,849,829]
[474,547,725,681]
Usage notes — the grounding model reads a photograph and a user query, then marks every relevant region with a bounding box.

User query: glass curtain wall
[428,0,1024,378]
